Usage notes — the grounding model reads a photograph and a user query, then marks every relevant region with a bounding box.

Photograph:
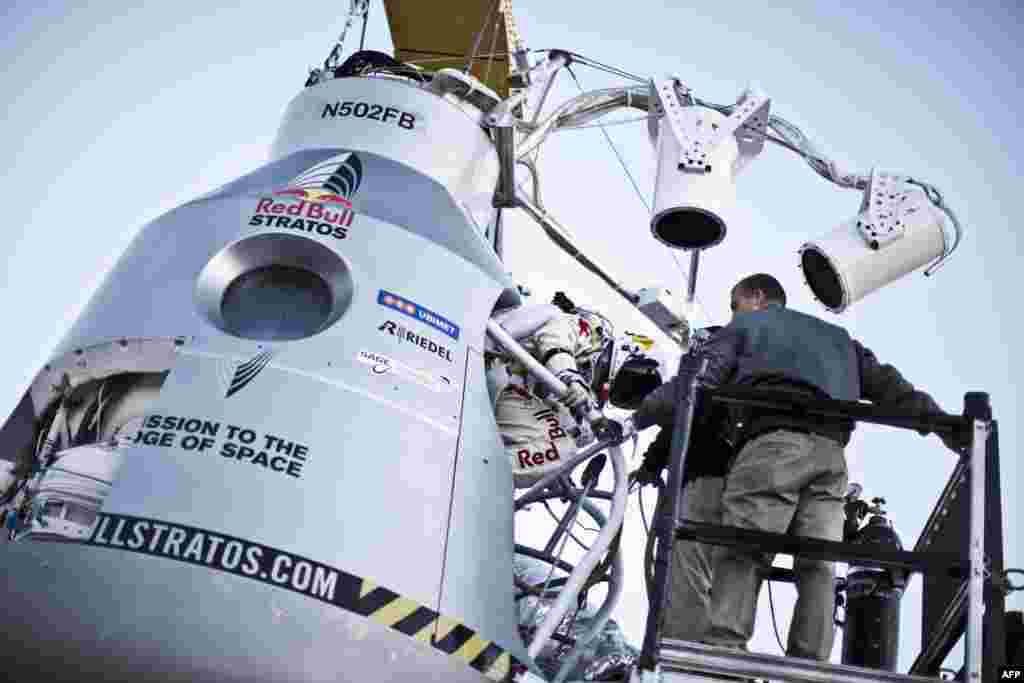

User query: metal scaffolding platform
[634,383,1006,683]
[659,639,943,683]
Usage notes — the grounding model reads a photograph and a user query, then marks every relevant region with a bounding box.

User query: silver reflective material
[515,555,639,681]
[196,232,355,341]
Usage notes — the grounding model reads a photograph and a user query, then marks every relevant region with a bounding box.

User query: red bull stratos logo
[248,152,363,240]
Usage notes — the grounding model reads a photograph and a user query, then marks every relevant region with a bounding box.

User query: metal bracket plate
[654,77,711,173]
[647,79,665,147]
[488,53,568,126]
[654,78,770,174]
[727,90,771,175]
[857,169,916,249]
[636,287,689,345]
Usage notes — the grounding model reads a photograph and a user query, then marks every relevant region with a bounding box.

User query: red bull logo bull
[274,188,353,207]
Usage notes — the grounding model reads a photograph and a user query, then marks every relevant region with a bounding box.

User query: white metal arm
[487,52,570,127]
[527,442,629,660]
[485,320,604,425]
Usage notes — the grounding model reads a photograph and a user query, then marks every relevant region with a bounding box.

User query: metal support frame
[514,184,698,349]
[909,398,1005,682]
[704,385,966,434]
[638,386,1004,682]
[512,49,532,84]
[552,498,625,683]
[529,67,560,125]
[494,125,518,207]
[675,522,966,579]
[652,78,770,174]
[659,640,940,683]
[488,52,570,209]
[635,288,690,345]
[512,425,641,673]
[487,52,569,127]
[981,420,1007,683]
[493,207,504,257]
[518,485,613,507]
[685,250,699,306]
[729,90,772,175]
[513,191,642,308]
[965,418,987,681]
[516,86,650,160]
[638,358,708,669]
[515,543,576,576]
[527,443,628,659]
[911,580,967,673]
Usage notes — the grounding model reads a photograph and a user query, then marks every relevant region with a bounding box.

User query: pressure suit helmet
[602,332,665,410]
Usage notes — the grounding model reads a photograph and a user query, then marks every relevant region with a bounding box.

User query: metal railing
[637,371,1003,682]
[488,318,637,679]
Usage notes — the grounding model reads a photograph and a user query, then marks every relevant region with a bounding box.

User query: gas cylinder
[841,510,906,670]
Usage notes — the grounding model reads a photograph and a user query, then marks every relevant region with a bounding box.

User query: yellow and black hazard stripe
[83,513,521,682]
[338,576,514,681]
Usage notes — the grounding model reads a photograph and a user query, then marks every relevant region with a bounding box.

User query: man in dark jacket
[636,273,957,660]
[632,326,734,643]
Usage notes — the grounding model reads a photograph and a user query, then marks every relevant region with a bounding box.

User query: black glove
[940,429,968,456]
[641,426,671,470]
[629,461,663,488]
[924,413,970,455]
[551,291,577,313]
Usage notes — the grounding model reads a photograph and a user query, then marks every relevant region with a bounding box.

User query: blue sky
[1,0,1020,672]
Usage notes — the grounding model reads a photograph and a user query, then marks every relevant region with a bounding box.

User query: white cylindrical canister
[272,76,499,232]
[800,194,946,313]
[651,108,739,250]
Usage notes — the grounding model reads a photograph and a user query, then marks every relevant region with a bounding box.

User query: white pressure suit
[490,307,607,488]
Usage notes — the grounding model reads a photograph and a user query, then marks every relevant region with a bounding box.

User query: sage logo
[219,351,274,398]
[355,351,458,394]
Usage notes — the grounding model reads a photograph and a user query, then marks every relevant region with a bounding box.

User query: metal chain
[324,0,371,72]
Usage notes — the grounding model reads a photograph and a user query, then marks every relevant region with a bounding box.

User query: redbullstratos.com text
[90,514,339,601]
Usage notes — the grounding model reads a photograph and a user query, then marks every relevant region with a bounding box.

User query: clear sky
[1,0,1020,673]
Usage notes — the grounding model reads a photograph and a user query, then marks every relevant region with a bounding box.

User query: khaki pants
[663,476,725,642]
[705,430,847,660]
